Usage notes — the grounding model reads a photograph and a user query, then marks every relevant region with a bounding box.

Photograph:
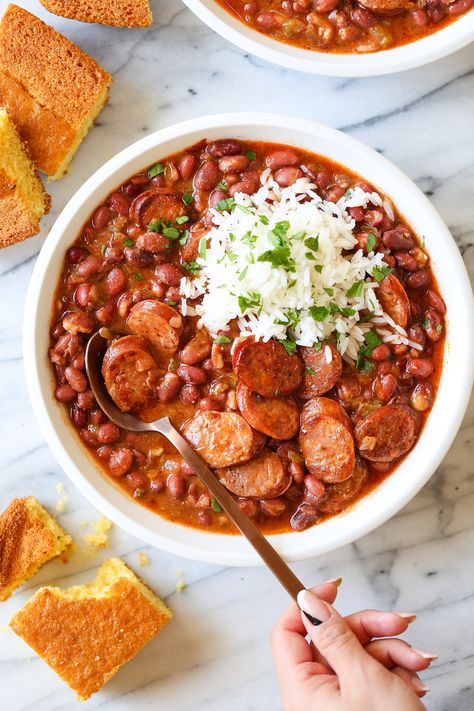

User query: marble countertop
[0,0,473,708]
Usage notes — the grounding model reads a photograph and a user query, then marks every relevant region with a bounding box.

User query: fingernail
[297,589,332,626]
[396,612,417,623]
[411,677,430,693]
[324,577,343,588]
[413,648,438,661]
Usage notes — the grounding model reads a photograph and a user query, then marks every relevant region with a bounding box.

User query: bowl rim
[182,0,474,76]
[23,112,474,566]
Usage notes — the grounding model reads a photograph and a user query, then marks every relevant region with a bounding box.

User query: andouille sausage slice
[102,335,160,412]
[300,401,355,483]
[359,0,415,11]
[377,274,410,328]
[181,222,209,263]
[233,338,304,397]
[318,457,368,515]
[354,404,417,462]
[179,328,212,365]
[219,449,291,500]
[236,383,299,440]
[299,344,343,399]
[301,397,352,431]
[182,411,263,468]
[127,299,183,357]
[131,188,188,228]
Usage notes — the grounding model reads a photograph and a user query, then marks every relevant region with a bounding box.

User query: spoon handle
[153,417,306,603]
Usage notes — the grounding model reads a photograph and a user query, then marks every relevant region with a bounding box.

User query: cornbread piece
[0,109,50,248]
[40,0,152,28]
[10,558,173,700]
[0,496,71,601]
[0,5,111,180]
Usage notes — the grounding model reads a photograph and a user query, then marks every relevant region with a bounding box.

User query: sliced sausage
[233,338,304,397]
[354,404,417,462]
[127,299,183,357]
[102,335,160,412]
[299,343,343,399]
[131,188,188,228]
[219,450,291,500]
[179,328,213,365]
[236,383,299,440]
[359,0,415,11]
[299,400,355,483]
[181,222,209,263]
[377,274,410,328]
[301,397,352,430]
[318,457,368,515]
[182,411,262,468]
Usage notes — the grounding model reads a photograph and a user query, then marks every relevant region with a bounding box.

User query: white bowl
[182,0,474,76]
[24,113,474,566]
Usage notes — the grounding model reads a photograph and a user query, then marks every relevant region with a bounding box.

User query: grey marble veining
[0,0,473,709]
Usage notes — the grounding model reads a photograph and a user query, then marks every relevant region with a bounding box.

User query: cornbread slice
[40,0,152,28]
[0,5,111,180]
[0,108,50,248]
[10,558,173,700]
[0,496,71,601]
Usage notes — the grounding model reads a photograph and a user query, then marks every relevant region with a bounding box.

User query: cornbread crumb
[176,579,186,594]
[138,552,149,566]
[0,496,71,601]
[84,533,108,549]
[0,5,111,180]
[55,483,65,495]
[93,516,112,534]
[0,108,50,248]
[40,0,153,27]
[10,558,172,700]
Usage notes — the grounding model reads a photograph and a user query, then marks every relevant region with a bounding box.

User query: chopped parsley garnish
[216,181,228,191]
[366,232,376,253]
[422,316,429,329]
[211,498,222,513]
[356,329,382,371]
[359,313,374,323]
[163,226,180,240]
[313,342,323,352]
[258,246,294,270]
[179,230,189,246]
[344,188,353,198]
[304,236,319,252]
[236,204,254,215]
[372,265,393,283]
[133,272,144,281]
[246,150,257,160]
[346,280,364,298]
[359,359,374,374]
[215,335,231,344]
[339,307,357,317]
[306,366,316,375]
[436,323,443,333]
[269,221,290,247]
[238,292,261,314]
[165,300,178,306]
[314,265,323,274]
[241,231,257,246]
[182,261,201,275]
[199,239,207,260]
[176,215,189,225]
[324,287,334,297]
[259,215,269,225]
[148,218,163,232]
[148,163,164,178]
[123,238,134,247]
[280,339,297,356]
[238,266,248,281]
[100,244,107,254]
[217,197,236,212]
[182,192,193,205]
[309,305,330,322]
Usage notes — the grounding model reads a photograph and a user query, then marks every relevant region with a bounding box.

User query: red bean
[90,408,107,426]
[180,384,201,404]
[207,139,242,157]
[218,155,249,174]
[97,445,113,459]
[109,192,130,216]
[104,246,123,264]
[154,263,182,286]
[95,301,115,326]
[325,186,346,202]
[157,373,182,403]
[77,390,95,409]
[408,323,425,345]
[209,189,228,209]
[167,473,186,500]
[181,460,196,476]
[197,510,212,526]
[127,471,148,490]
[394,251,418,272]
[265,149,299,170]
[377,361,391,376]
[260,499,287,517]
[314,0,338,10]
[290,502,318,532]
[348,206,364,222]
[229,181,257,197]
[136,232,170,253]
[406,270,429,289]
[131,173,150,186]
[62,311,95,334]
[71,404,87,427]
[289,460,305,484]
[406,358,434,378]
[74,283,101,310]
[426,289,446,314]
[364,209,384,227]
[67,246,89,264]
[76,255,103,278]
[410,382,434,411]
[304,475,325,500]
[412,8,428,24]
[124,247,152,268]
[55,384,76,402]
[177,364,208,385]
[198,397,222,411]
[65,366,88,393]
[96,422,120,444]
[373,373,398,402]
[52,333,82,363]
[194,161,221,191]
[382,227,414,251]
[152,174,166,188]
[117,291,133,319]
[178,153,197,180]
[149,478,165,494]
[93,205,111,230]
[80,428,98,446]
[350,6,376,27]
[109,448,134,476]
[106,267,127,295]
[422,309,443,342]
[371,343,391,362]
[274,167,304,187]
[448,0,472,13]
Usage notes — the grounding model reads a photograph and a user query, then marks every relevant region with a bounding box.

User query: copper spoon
[85,329,320,618]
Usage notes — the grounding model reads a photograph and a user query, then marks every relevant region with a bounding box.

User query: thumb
[297,589,376,683]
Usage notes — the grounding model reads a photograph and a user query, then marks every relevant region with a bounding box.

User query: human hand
[271,581,436,711]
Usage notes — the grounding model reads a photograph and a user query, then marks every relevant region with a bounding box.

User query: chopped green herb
[215,335,231,345]
[216,181,228,191]
[359,359,374,374]
[238,292,261,314]
[305,252,316,261]
[306,366,316,376]
[268,221,290,247]
[436,323,443,333]
[258,246,294,270]
[304,236,319,252]
[165,300,178,306]
[123,238,134,248]
[313,342,323,352]
[236,204,254,215]
[199,238,207,260]
[182,192,193,205]
[372,265,393,283]
[359,313,374,323]
[287,279,297,289]
[346,280,364,298]
[422,316,429,329]
[100,244,107,254]
[324,288,334,297]
[340,307,357,317]
[217,197,236,212]
[148,163,164,178]
[292,230,307,241]
[179,230,189,246]
[259,215,269,225]
[344,188,353,198]
[238,266,248,281]
[176,215,189,225]
[148,218,163,232]
[211,498,222,513]
[356,329,382,371]
[280,339,297,356]
[163,226,180,240]
[366,233,376,253]
[182,261,201,275]
[309,305,330,322]
[314,265,323,274]
[241,231,257,246]
[134,272,144,281]
[246,150,257,161]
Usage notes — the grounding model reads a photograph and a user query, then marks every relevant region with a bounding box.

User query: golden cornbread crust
[10,558,173,700]
[0,497,71,601]
[0,5,112,179]
[40,0,153,28]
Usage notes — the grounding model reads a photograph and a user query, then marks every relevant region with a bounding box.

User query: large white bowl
[182,0,474,76]
[24,113,474,566]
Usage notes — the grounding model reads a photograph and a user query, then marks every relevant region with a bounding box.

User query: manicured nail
[324,577,343,588]
[413,648,438,661]
[297,589,332,626]
[396,612,417,623]
[411,677,430,694]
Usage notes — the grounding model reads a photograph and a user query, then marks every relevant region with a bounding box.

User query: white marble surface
[0,0,473,708]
